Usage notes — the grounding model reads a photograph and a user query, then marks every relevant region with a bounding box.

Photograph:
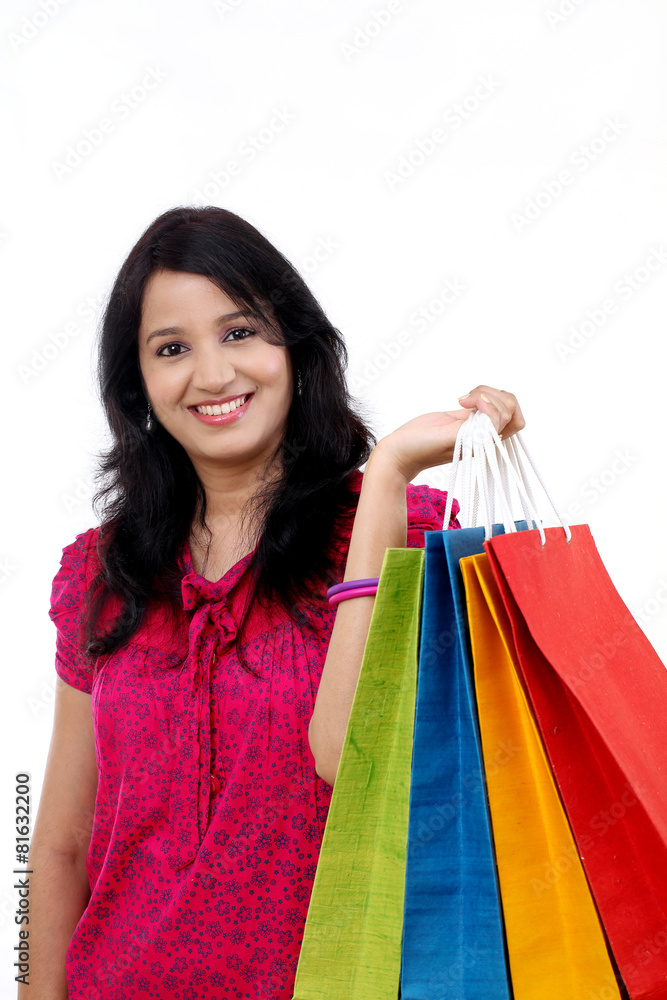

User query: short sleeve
[48,527,100,694]
[327,470,461,571]
[406,482,461,548]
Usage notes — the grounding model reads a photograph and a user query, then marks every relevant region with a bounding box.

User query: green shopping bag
[293,547,424,1000]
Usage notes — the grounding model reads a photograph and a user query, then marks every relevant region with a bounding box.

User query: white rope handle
[444,409,571,544]
[513,431,572,542]
[443,420,464,530]
[505,434,538,529]
[476,413,545,544]
[477,419,521,539]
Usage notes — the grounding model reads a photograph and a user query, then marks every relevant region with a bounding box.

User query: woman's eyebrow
[145,310,260,345]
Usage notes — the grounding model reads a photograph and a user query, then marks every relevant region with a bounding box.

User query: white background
[1,0,666,994]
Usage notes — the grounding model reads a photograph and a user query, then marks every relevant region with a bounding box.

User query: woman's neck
[189,452,282,523]
[187,454,283,579]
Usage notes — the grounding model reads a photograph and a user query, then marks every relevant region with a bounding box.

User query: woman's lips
[188,394,253,425]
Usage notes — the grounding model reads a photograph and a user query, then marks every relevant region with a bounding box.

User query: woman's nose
[192,351,237,392]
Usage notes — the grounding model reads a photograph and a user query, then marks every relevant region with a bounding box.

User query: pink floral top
[49,470,459,1000]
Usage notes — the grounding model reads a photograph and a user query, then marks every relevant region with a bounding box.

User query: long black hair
[84,206,375,675]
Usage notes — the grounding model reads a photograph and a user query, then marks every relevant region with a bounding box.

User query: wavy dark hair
[84,206,375,676]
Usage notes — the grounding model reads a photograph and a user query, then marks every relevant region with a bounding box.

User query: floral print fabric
[48,470,459,999]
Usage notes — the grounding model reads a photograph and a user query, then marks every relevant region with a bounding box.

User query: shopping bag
[293,547,424,1000]
[461,550,622,1000]
[484,524,667,1000]
[400,527,512,1000]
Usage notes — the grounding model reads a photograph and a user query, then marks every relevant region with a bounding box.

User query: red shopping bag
[484,524,667,1000]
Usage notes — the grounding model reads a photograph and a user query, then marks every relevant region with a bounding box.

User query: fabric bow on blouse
[167,549,256,871]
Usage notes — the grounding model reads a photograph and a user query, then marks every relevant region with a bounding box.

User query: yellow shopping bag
[460,552,622,1000]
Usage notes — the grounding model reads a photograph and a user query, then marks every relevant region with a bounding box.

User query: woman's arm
[308,446,408,787]
[17,678,98,1000]
[308,386,525,786]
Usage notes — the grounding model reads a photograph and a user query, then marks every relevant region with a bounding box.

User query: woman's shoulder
[49,523,120,641]
[346,467,459,526]
[405,478,460,535]
[51,525,103,597]
[332,468,460,557]
[48,526,104,694]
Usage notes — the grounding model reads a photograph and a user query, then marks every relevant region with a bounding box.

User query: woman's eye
[223,327,255,342]
[156,343,186,357]
[155,328,254,356]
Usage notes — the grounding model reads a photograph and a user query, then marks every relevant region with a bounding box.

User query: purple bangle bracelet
[329,586,378,607]
[327,577,380,598]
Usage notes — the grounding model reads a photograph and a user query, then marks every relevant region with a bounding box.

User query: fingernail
[458,392,471,402]
[480,393,491,403]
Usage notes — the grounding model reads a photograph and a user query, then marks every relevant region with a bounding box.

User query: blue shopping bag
[400,526,523,1000]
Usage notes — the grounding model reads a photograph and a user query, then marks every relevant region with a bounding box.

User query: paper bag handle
[443,411,571,545]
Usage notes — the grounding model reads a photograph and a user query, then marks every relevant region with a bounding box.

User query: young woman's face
[138,269,294,471]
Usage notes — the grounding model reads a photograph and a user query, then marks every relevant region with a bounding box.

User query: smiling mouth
[190,393,253,415]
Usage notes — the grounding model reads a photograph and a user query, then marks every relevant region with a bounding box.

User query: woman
[24,206,524,1000]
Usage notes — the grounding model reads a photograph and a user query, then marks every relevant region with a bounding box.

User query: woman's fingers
[375,386,526,483]
[457,386,525,439]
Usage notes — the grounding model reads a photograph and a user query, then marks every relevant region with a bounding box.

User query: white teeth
[195,394,247,416]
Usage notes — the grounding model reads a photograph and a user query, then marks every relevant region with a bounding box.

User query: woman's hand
[373,385,525,484]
